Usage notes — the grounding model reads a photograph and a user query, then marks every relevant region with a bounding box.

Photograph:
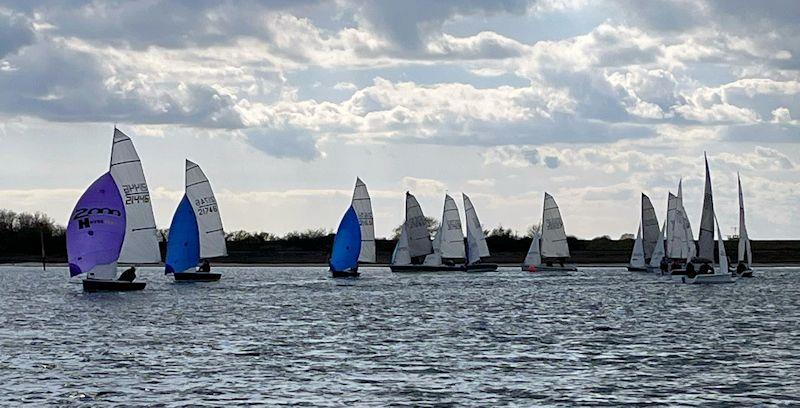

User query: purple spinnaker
[66,172,126,277]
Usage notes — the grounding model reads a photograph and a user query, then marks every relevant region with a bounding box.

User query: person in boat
[737,262,748,275]
[118,266,136,282]
[698,262,713,275]
[198,259,211,273]
[660,257,669,273]
[685,262,695,278]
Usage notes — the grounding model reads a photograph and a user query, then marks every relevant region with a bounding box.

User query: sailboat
[67,128,160,292]
[679,153,736,284]
[463,193,498,272]
[420,194,467,271]
[329,178,375,277]
[664,181,696,276]
[390,192,439,272]
[735,173,753,277]
[165,160,227,282]
[522,192,577,272]
[627,223,647,271]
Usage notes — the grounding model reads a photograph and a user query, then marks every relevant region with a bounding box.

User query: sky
[0,0,798,239]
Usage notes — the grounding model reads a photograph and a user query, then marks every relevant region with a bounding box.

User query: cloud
[0,10,34,57]
[244,127,321,161]
[401,176,445,197]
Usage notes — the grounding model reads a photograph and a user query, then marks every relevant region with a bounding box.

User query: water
[1,266,799,406]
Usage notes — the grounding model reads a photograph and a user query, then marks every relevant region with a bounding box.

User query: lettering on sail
[194,196,218,216]
[72,207,122,229]
[357,211,373,226]
[122,183,150,205]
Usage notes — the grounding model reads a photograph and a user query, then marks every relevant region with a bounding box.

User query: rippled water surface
[1,266,799,406]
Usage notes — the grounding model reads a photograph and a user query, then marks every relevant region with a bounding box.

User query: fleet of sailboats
[64,130,758,289]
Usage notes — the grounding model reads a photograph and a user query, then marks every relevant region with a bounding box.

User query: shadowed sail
[649,222,666,268]
[641,193,659,260]
[404,192,433,258]
[463,193,490,264]
[629,223,645,269]
[391,225,412,265]
[737,173,753,267]
[541,192,570,258]
[67,172,126,279]
[330,206,362,272]
[110,128,160,264]
[351,178,375,263]
[522,231,541,268]
[697,154,715,260]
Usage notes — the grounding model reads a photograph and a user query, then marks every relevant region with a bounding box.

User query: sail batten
[351,178,376,263]
[540,193,570,258]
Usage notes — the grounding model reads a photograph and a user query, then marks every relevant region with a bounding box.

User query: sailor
[198,259,211,273]
[737,262,748,274]
[660,257,669,273]
[118,266,136,282]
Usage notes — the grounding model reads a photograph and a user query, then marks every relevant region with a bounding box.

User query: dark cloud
[245,127,320,161]
[0,11,35,57]
[722,123,800,143]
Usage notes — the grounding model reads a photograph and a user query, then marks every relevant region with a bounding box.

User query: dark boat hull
[390,264,465,273]
[465,263,498,272]
[82,279,146,292]
[173,272,222,282]
[331,269,360,278]
[627,266,648,272]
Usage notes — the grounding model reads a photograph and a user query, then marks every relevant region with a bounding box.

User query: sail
[352,178,376,263]
[185,160,226,258]
[440,195,466,259]
[649,222,666,267]
[404,192,433,258]
[697,154,715,260]
[540,192,570,258]
[737,174,752,266]
[715,214,728,274]
[423,222,443,266]
[463,193,490,264]
[329,206,362,272]
[109,128,160,264]
[641,193,659,260]
[629,223,646,268]
[165,195,200,274]
[66,172,126,279]
[523,231,542,267]
[676,179,696,260]
[665,192,676,256]
[391,225,412,265]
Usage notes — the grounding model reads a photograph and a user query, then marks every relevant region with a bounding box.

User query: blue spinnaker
[66,172,126,277]
[330,206,361,272]
[165,195,200,274]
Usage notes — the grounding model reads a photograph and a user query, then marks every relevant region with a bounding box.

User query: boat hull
[627,266,648,272]
[82,278,146,292]
[173,272,222,282]
[390,264,465,273]
[679,273,737,284]
[465,263,498,272]
[522,264,577,272]
[331,269,360,278]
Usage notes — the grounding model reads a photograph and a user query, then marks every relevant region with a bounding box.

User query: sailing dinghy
[67,128,160,292]
[463,194,498,272]
[390,192,442,272]
[419,194,467,272]
[664,181,695,276]
[165,160,227,282]
[735,173,753,277]
[329,178,375,277]
[678,153,736,284]
[627,223,647,271]
[522,193,577,272]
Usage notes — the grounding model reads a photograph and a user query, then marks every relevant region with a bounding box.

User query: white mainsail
[391,225,412,265]
[641,193,659,260]
[185,160,227,258]
[697,154,715,260]
[351,178,376,263]
[540,192,570,258]
[463,193,490,264]
[665,192,676,256]
[737,173,752,266]
[649,221,666,268]
[441,194,466,259]
[676,180,696,259]
[404,192,433,258]
[423,222,443,266]
[629,223,646,269]
[523,231,542,267]
[715,214,728,274]
[109,128,160,264]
